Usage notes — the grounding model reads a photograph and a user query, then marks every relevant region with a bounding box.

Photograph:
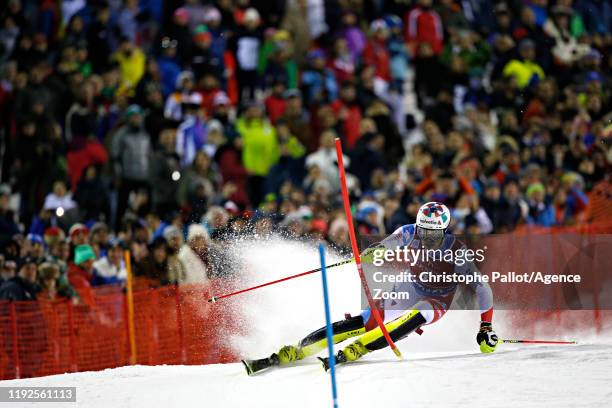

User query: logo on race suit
[422,203,448,225]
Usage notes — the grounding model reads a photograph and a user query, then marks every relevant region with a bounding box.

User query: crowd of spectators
[0,0,610,304]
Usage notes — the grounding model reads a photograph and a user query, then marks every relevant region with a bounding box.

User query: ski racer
[242,202,498,374]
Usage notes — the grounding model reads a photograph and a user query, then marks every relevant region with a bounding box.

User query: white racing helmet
[416,202,451,230]
[416,202,451,248]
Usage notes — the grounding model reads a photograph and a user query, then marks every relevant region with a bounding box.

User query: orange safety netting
[0,281,240,379]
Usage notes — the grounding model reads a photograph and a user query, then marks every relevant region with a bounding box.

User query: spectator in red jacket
[265,80,288,125]
[67,244,96,306]
[330,81,362,149]
[405,0,444,55]
[363,19,392,84]
[214,137,250,208]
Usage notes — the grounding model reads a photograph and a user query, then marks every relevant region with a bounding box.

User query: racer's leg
[275,315,367,364]
[337,308,426,362]
[337,296,451,363]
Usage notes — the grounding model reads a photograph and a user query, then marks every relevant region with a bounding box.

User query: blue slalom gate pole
[318,243,339,408]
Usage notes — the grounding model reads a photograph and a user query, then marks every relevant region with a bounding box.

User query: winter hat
[124,104,143,119]
[184,92,203,105]
[207,119,223,133]
[0,184,10,196]
[383,14,402,29]
[357,206,377,221]
[213,92,230,106]
[43,227,65,246]
[307,49,326,62]
[194,31,212,43]
[243,8,260,24]
[370,19,388,33]
[69,223,89,239]
[26,233,44,246]
[163,225,182,241]
[328,218,349,236]
[586,71,602,83]
[107,238,126,249]
[224,201,240,216]
[284,88,301,99]
[526,183,545,199]
[176,71,195,88]
[273,30,290,42]
[90,222,108,235]
[519,39,535,52]
[484,179,500,190]
[310,219,328,234]
[173,7,189,22]
[187,224,209,242]
[203,7,221,23]
[74,245,96,265]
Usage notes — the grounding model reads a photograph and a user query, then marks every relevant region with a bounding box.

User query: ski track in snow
[1,239,610,407]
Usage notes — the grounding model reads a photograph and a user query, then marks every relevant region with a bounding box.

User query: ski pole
[207,259,354,303]
[501,339,577,345]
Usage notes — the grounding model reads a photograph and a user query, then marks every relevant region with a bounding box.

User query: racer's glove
[477,322,499,353]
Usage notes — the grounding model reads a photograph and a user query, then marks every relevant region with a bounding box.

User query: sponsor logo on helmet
[421,203,448,224]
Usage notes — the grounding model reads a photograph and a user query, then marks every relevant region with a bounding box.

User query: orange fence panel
[0,279,240,380]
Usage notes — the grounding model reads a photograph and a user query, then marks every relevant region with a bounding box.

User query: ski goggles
[416,226,445,248]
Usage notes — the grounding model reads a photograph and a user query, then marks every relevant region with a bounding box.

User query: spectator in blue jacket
[92,239,127,286]
[526,182,555,227]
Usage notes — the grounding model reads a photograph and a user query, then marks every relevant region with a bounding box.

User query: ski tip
[241,360,254,376]
[317,357,330,372]
[392,347,403,359]
[208,296,218,303]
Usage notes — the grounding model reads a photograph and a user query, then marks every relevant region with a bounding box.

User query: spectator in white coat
[178,224,211,284]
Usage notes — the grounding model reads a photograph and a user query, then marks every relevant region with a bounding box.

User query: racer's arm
[360,225,410,263]
[455,254,498,353]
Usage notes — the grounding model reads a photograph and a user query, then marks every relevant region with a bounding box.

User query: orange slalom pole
[124,250,137,365]
[335,138,402,358]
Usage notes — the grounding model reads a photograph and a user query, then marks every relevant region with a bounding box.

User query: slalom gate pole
[207,259,353,303]
[124,250,137,365]
[319,244,339,408]
[502,339,577,345]
[335,138,402,359]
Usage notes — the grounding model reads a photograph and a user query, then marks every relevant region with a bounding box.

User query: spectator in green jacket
[236,103,279,206]
[502,39,545,89]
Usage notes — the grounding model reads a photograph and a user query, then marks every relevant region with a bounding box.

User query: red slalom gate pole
[207,259,353,303]
[502,339,577,345]
[335,138,402,359]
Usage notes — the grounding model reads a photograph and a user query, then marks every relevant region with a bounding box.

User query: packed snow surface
[2,343,611,408]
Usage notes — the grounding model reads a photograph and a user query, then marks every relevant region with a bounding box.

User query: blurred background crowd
[0,0,610,303]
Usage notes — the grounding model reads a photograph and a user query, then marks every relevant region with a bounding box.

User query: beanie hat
[74,245,96,265]
[187,224,209,242]
[26,233,45,246]
[163,225,182,241]
[124,104,143,119]
[69,223,89,239]
[526,182,545,198]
